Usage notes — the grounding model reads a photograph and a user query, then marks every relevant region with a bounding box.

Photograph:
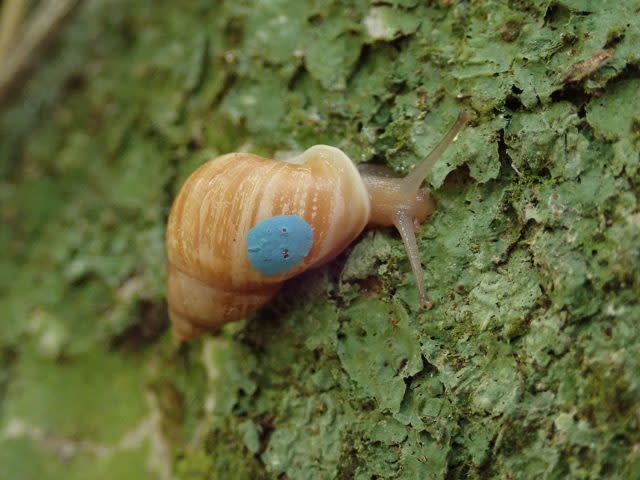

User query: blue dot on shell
[246,215,314,276]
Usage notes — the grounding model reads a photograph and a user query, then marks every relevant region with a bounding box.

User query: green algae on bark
[1,0,640,479]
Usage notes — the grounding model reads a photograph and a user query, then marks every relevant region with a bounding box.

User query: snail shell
[166,146,371,339]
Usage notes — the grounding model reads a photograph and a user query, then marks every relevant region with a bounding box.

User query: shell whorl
[166,145,370,339]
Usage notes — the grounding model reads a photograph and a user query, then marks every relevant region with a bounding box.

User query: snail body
[166,112,468,340]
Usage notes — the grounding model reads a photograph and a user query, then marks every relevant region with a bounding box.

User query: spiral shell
[166,146,370,340]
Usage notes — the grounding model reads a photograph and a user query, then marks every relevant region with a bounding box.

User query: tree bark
[1,1,639,479]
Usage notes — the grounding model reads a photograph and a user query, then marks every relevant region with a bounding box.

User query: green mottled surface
[1,0,639,478]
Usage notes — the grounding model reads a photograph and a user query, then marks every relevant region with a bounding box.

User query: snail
[166,111,469,340]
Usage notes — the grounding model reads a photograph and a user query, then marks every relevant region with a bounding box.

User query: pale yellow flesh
[359,110,469,308]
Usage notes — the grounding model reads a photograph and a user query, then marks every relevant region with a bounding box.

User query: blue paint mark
[246,215,314,276]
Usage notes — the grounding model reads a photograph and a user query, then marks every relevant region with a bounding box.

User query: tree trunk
[1,1,639,479]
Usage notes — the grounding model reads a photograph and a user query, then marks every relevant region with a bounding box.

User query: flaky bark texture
[1,1,639,479]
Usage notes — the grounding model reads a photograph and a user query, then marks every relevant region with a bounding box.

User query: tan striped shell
[166,145,371,340]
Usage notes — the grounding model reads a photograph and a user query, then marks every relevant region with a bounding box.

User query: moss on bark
[1,0,639,478]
